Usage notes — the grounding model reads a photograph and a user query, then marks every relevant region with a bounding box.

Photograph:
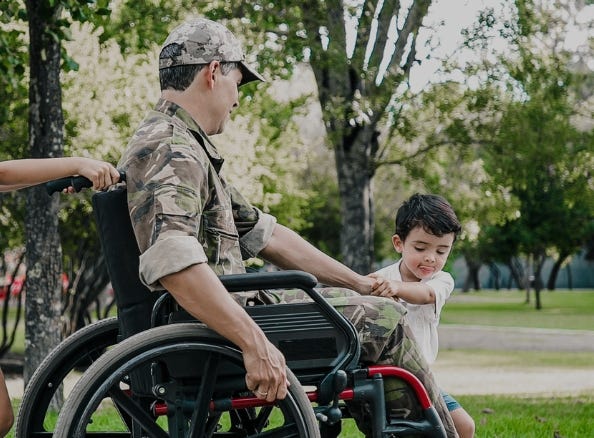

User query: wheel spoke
[189,352,221,437]
[108,387,168,438]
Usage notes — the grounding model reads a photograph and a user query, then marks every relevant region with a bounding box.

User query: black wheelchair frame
[15,179,447,438]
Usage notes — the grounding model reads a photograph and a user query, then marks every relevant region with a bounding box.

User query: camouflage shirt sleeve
[228,184,277,259]
[122,125,210,291]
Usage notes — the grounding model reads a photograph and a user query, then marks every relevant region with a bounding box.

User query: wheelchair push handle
[45,171,126,195]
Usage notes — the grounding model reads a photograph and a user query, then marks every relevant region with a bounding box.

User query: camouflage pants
[276,287,458,438]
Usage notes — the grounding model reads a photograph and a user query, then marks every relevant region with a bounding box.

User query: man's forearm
[160,263,269,351]
[260,224,373,294]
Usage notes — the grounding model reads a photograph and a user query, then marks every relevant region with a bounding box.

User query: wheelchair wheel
[15,316,119,437]
[54,323,320,437]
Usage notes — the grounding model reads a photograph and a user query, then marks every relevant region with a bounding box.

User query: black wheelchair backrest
[92,188,159,340]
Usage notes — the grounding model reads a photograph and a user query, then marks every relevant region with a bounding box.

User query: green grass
[10,394,591,438]
[442,289,594,330]
[458,393,594,438]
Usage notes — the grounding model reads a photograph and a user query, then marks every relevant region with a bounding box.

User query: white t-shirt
[374,260,454,365]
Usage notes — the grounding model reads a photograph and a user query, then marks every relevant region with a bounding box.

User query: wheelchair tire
[15,316,119,437]
[54,323,320,437]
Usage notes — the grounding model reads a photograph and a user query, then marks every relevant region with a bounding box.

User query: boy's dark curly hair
[395,194,462,241]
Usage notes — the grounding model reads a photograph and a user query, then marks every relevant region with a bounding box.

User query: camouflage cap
[159,18,265,86]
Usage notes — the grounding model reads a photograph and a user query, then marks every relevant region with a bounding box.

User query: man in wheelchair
[116,17,458,437]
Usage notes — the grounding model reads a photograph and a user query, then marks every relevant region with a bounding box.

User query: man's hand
[160,264,290,402]
[243,340,289,402]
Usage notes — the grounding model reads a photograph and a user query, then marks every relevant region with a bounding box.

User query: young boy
[369,193,475,438]
[0,156,120,437]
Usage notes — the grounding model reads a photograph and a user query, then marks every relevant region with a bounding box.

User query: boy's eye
[414,247,425,252]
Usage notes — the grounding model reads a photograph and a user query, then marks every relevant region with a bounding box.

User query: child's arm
[0,157,120,192]
[367,273,436,304]
[0,369,13,438]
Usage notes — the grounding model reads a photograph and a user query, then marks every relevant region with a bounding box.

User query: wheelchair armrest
[219,270,318,291]
[220,270,360,372]
[156,269,361,387]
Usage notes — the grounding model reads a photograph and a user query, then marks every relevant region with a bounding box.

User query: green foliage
[299,177,342,260]
[472,2,594,279]
[0,192,26,250]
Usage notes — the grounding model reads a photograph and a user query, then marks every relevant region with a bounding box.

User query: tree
[104,0,435,274]
[0,0,111,386]
[461,0,594,307]
[23,0,68,386]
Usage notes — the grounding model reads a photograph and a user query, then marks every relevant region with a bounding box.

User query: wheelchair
[16,178,447,437]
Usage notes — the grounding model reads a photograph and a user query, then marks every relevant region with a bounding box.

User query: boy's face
[392,225,455,282]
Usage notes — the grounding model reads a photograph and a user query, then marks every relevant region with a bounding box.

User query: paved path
[435,324,594,395]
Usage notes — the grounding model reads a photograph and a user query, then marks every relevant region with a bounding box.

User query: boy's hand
[368,273,401,299]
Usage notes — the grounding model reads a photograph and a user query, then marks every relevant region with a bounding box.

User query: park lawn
[342,392,594,436]
[442,289,594,331]
[458,393,594,438]
[9,393,592,438]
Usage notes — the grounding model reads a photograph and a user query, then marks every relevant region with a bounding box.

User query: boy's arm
[0,157,120,192]
[368,274,436,304]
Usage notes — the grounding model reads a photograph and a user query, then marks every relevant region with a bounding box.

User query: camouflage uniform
[118,99,457,437]
[118,17,458,438]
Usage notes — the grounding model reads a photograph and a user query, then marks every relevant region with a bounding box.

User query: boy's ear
[392,234,404,253]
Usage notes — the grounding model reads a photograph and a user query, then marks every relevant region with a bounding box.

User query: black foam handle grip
[45,171,126,195]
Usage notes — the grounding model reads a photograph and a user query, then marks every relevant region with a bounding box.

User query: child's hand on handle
[73,158,121,191]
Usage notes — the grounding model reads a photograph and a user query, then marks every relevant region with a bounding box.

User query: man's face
[392,226,455,282]
[209,64,242,135]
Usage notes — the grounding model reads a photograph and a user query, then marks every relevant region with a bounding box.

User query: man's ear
[207,61,220,87]
[392,234,404,253]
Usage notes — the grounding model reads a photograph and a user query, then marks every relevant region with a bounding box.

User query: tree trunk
[507,257,525,290]
[463,256,482,292]
[488,263,501,290]
[533,251,546,310]
[302,0,431,274]
[334,135,376,274]
[566,263,573,290]
[547,251,569,291]
[62,249,110,336]
[24,1,64,390]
